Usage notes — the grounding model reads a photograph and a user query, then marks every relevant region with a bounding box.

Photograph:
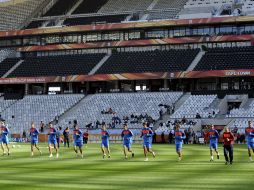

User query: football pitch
[0,143,253,190]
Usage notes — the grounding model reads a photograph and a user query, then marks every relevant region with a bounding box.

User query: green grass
[0,143,253,190]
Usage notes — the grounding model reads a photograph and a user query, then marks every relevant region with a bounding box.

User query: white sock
[211,156,214,160]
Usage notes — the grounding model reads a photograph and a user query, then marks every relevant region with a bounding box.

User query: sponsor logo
[225,71,251,76]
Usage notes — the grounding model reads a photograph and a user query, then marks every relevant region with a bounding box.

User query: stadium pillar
[43,84,47,94]
[68,83,73,93]
[86,82,90,94]
[163,79,169,89]
[114,81,119,89]
[25,84,29,95]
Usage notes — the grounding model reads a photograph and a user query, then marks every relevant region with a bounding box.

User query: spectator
[196,113,201,119]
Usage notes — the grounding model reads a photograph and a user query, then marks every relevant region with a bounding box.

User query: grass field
[0,143,253,190]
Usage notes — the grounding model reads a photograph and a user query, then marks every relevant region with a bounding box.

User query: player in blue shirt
[48,123,59,158]
[0,119,10,156]
[208,125,220,161]
[29,122,42,156]
[121,124,134,159]
[141,122,155,161]
[245,121,254,162]
[101,124,110,159]
[174,124,186,161]
[73,120,83,158]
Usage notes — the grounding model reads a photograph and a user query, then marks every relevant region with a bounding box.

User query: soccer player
[222,127,234,165]
[0,119,10,155]
[208,125,220,161]
[101,124,110,158]
[83,129,89,147]
[48,123,59,158]
[63,127,70,147]
[29,122,42,156]
[121,124,134,159]
[174,124,186,161]
[245,121,254,161]
[141,122,155,161]
[73,122,83,158]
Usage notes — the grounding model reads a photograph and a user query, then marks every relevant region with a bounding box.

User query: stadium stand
[148,0,188,20]
[242,0,254,15]
[8,54,106,77]
[72,0,108,14]
[64,14,128,26]
[228,99,254,118]
[0,0,44,31]
[0,96,16,113]
[194,47,254,71]
[0,58,21,77]
[171,95,219,118]
[96,49,200,74]
[58,92,183,129]
[0,49,16,63]
[43,0,79,17]
[98,0,154,13]
[1,94,84,132]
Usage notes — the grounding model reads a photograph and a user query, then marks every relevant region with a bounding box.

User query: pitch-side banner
[0,70,253,84]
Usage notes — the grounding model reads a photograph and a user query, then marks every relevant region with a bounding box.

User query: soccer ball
[12,145,15,148]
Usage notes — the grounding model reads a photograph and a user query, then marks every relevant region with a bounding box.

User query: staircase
[57,0,84,26]
[154,92,191,129]
[2,60,24,78]
[58,95,91,124]
[186,50,204,71]
[88,54,111,75]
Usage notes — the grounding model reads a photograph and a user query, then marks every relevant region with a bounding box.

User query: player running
[0,119,10,156]
[141,122,155,161]
[208,125,220,161]
[174,124,186,161]
[222,127,234,165]
[29,122,42,156]
[101,124,111,159]
[121,124,134,159]
[245,121,254,162]
[48,123,59,158]
[73,120,83,158]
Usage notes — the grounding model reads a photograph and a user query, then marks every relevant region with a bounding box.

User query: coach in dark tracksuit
[63,127,70,148]
[223,127,235,165]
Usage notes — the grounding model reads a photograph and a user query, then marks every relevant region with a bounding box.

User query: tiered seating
[179,0,234,18]
[194,47,254,71]
[229,119,254,134]
[0,96,16,113]
[96,49,199,74]
[148,9,180,20]
[64,14,128,26]
[153,0,188,9]
[228,99,254,118]
[26,20,45,29]
[59,92,183,129]
[72,0,108,14]
[44,0,79,16]
[98,0,154,12]
[0,48,16,63]
[0,58,20,77]
[9,54,106,77]
[1,94,84,132]
[0,0,44,31]
[171,95,219,118]
[241,0,254,15]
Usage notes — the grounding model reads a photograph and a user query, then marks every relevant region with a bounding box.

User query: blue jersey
[174,130,186,144]
[1,126,9,141]
[101,130,110,141]
[245,127,254,143]
[48,127,57,141]
[73,129,83,143]
[30,128,39,142]
[141,128,153,144]
[121,129,134,143]
[208,129,219,143]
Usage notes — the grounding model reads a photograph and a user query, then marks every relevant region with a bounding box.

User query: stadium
[0,0,254,189]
